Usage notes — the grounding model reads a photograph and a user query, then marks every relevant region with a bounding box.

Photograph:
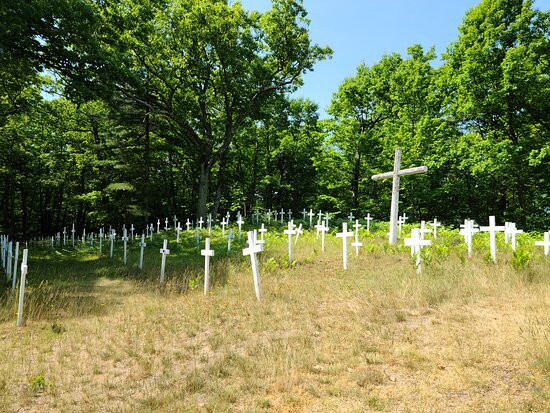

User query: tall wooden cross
[201,238,215,295]
[242,231,263,300]
[371,147,427,245]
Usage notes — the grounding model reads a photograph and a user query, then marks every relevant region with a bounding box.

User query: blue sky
[241,0,550,118]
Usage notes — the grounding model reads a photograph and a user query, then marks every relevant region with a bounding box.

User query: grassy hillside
[1,224,549,411]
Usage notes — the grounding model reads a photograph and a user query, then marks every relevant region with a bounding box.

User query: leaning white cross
[243,231,263,300]
[371,147,428,245]
[336,222,354,270]
[139,234,146,270]
[352,220,363,256]
[159,240,170,283]
[16,248,29,327]
[404,228,432,274]
[201,238,215,295]
[535,232,550,256]
[284,221,297,265]
[480,216,505,263]
[364,213,373,232]
[294,223,304,246]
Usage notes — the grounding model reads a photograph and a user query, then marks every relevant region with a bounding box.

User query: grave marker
[320,220,329,251]
[16,248,28,327]
[371,147,427,245]
[364,213,373,232]
[242,231,263,300]
[139,234,146,270]
[284,221,297,264]
[429,218,441,239]
[480,216,505,263]
[226,228,235,252]
[294,223,303,246]
[159,240,170,283]
[308,209,314,227]
[122,228,128,264]
[404,228,432,274]
[201,238,215,295]
[336,223,354,270]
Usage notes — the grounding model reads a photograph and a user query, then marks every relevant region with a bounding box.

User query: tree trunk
[212,152,229,220]
[352,145,361,213]
[196,158,210,220]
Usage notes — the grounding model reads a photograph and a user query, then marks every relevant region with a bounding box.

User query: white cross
[197,216,204,229]
[372,148,427,245]
[63,227,67,245]
[459,219,479,257]
[221,218,227,236]
[508,223,523,251]
[317,210,323,222]
[150,223,154,241]
[480,216,505,263]
[352,220,363,256]
[109,231,115,258]
[320,220,329,251]
[164,217,169,230]
[308,209,314,227]
[157,219,160,234]
[82,228,86,244]
[255,209,260,224]
[226,228,235,252]
[242,231,263,300]
[186,218,191,231]
[284,221,297,264]
[429,218,441,239]
[173,215,178,229]
[16,248,29,327]
[267,209,272,225]
[404,228,432,274]
[139,234,146,270]
[258,224,267,245]
[348,212,354,221]
[336,223,354,270]
[294,223,303,246]
[159,240,170,283]
[99,228,103,255]
[535,231,550,256]
[71,223,76,247]
[130,224,135,240]
[201,238,215,295]
[176,222,182,243]
[287,209,292,221]
[207,214,213,235]
[364,213,373,232]
[419,220,432,240]
[122,228,129,264]
[280,208,284,223]
[237,216,245,238]
[302,209,307,220]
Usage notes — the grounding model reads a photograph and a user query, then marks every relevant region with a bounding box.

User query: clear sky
[241,0,550,118]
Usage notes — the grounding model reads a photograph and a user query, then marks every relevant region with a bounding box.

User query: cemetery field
[1,228,550,412]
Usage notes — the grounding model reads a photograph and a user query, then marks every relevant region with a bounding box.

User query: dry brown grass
[1,231,549,412]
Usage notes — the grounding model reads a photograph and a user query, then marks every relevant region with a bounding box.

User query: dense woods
[1,0,548,238]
